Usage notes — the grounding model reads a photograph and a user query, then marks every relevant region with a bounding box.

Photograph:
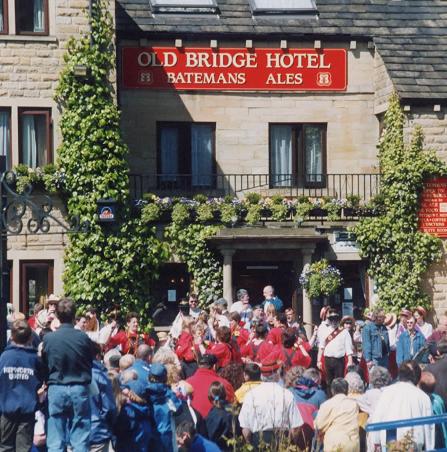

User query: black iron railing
[129,173,381,201]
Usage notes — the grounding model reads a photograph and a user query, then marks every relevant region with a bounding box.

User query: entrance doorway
[20,260,54,316]
[233,261,296,308]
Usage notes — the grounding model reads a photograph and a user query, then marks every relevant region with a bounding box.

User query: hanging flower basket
[299,259,343,299]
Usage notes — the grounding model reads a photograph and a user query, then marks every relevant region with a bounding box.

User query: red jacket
[267,327,285,346]
[207,341,242,368]
[107,330,155,354]
[241,340,274,363]
[263,344,312,370]
[186,368,235,418]
[232,328,250,349]
[175,332,196,362]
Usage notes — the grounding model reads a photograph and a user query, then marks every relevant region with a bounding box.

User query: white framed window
[150,0,218,13]
[250,0,317,14]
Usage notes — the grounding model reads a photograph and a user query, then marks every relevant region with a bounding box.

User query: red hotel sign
[419,177,447,237]
[121,47,347,91]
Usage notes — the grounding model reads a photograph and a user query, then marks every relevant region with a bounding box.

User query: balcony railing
[129,173,381,201]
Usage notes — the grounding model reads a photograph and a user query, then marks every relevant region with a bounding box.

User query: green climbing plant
[55,0,167,324]
[165,223,223,305]
[354,92,447,313]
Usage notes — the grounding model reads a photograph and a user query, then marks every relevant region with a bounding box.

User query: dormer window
[250,0,317,15]
[150,0,219,13]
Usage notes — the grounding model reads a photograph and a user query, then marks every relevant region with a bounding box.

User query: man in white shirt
[317,309,353,389]
[370,360,434,451]
[239,361,303,449]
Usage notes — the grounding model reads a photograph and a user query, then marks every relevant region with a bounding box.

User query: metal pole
[0,156,7,352]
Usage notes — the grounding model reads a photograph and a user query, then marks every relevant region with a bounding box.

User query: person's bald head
[136,344,153,363]
[419,371,436,395]
[263,285,274,299]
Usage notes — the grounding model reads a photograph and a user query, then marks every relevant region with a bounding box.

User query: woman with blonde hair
[153,346,182,386]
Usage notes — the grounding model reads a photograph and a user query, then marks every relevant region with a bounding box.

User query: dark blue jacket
[0,344,43,415]
[147,382,182,452]
[90,360,117,445]
[42,324,93,385]
[205,404,238,451]
[362,322,390,362]
[114,402,152,452]
[396,330,426,365]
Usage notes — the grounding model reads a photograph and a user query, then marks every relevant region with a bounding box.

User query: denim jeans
[47,384,91,452]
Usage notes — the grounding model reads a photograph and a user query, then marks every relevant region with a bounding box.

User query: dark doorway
[20,260,54,317]
[152,263,190,325]
[233,261,295,308]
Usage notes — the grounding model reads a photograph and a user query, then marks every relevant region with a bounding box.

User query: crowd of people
[1,286,447,452]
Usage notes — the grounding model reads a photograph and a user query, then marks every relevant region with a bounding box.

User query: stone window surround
[18,107,52,167]
[157,120,217,180]
[269,122,327,189]
[1,0,55,37]
[0,104,55,168]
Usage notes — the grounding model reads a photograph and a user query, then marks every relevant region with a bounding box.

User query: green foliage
[271,203,288,221]
[299,259,342,299]
[354,92,446,313]
[220,202,239,224]
[196,202,215,222]
[294,197,313,222]
[246,204,262,225]
[165,223,223,305]
[55,0,167,324]
[141,203,161,222]
[245,192,262,205]
[171,203,191,224]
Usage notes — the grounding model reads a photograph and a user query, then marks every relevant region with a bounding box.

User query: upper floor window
[0,0,8,33]
[250,0,317,14]
[0,108,11,169]
[16,0,48,35]
[150,0,218,13]
[158,122,215,187]
[269,123,326,188]
[19,108,51,168]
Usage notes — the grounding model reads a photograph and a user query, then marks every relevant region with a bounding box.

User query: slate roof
[116,0,447,100]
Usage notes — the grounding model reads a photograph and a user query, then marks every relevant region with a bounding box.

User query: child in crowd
[0,320,44,451]
[205,382,240,451]
[147,363,182,452]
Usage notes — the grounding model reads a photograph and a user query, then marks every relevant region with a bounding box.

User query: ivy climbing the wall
[354,92,447,313]
[55,0,167,324]
[165,223,223,306]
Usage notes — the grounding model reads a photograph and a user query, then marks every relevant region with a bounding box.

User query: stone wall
[0,0,115,310]
[374,51,394,115]
[120,40,380,184]
[406,107,447,163]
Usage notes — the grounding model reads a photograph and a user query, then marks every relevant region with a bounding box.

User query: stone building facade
[0,0,98,314]
[117,0,447,326]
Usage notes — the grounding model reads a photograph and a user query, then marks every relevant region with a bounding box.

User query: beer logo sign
[99,207,114,221]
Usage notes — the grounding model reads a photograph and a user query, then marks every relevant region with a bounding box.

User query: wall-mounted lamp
[245,39,253,49]
[350,40,357,50]
[314,40,321,49]
[280,40,288,49]
[210,39,218,49]
[175,39,183,48]
[73,64,88,78]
